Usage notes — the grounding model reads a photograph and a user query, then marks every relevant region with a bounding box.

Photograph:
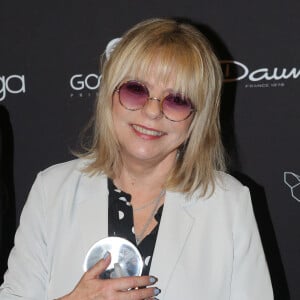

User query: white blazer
[0,159,273,300]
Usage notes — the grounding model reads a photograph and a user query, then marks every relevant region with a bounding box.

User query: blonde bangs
[106,29,206,111]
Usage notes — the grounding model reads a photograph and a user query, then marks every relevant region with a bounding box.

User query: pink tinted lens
[119,81,149,109]
[163,94,193,121]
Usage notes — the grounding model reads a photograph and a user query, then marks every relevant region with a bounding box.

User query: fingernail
[149,276,157,284]
[154,287,161,296]
[102,251,110,260]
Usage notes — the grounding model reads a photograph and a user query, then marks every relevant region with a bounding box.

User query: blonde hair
[81,18,226,197]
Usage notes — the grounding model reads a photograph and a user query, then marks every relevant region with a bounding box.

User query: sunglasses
[114,80,196,122]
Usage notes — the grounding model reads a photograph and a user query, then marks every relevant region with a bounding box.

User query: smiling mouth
[132,124,165,137]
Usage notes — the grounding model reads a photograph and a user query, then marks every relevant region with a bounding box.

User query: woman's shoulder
[209,171,252,209]
[189,171,250,206]
[181,172,252,221]
[40,158,94,177]
[215,171,247,193]
[29,158,107,207]
[37,158,103,188]
[40,158,83,175]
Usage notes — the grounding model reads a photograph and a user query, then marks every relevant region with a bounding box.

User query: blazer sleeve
[0,173,48,300]
[230,186,274,300]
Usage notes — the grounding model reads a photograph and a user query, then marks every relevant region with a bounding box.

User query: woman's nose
[142,97,163,120]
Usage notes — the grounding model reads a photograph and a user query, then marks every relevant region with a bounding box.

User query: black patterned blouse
[107,178,163,276]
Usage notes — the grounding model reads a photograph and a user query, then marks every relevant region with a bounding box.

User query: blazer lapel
[76,173,109,255]
[150,191,194,298]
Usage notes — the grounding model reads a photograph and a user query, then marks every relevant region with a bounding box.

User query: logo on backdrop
[69,73,101,98]
[284,172,300,203]
[69,38,121,99]
[0,75,26,102]
[220,60,299,88]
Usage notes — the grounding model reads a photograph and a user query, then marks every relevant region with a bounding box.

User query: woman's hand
[58,253,160,300]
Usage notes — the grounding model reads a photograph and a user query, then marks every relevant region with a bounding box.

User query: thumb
[85,251,111,279]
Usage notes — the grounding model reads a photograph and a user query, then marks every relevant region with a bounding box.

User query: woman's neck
[113,153,176,197]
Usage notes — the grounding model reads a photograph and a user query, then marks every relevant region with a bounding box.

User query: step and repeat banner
[0,0,299,299]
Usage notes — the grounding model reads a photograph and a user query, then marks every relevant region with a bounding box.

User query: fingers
[85,251,111,279]
[120,286,161,300]
[111,275,157,291]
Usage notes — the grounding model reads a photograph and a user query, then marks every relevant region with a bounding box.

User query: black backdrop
[0,1,299,299]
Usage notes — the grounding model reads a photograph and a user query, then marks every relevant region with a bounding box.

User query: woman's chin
[121,147,177,166]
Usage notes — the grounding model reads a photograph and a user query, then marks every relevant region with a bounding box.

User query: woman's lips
[131,124,166,137]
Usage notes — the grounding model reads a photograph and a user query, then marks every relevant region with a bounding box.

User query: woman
[0,19,273,299]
